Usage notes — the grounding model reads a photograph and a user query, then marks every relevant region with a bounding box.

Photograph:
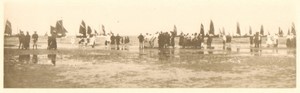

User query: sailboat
[77,20,87,38]
[50,20,68,38]
[4,20,12,36]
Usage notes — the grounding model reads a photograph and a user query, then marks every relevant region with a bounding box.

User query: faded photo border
[1,0,300,93]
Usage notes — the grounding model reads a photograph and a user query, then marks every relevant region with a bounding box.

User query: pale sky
[4,0,298,36]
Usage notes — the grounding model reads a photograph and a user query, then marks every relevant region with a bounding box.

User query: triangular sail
[102,25,106,36]
[87,26,92,35]
[50,26,56,35]
[209,20,215,35]
[237,22,241,36]
[4,20,12,35]
[79,21,86,37]
[173,25,177,36]
[200,24,205,37]
[55,20,68,37]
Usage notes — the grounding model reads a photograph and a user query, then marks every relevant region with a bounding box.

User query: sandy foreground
[3,47,296,88]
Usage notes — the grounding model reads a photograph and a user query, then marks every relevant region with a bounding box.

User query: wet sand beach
[3,36,296,88]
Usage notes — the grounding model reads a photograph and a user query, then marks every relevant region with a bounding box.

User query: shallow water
[4,47,296,88]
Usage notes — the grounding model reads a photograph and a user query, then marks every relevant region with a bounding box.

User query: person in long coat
[207,34,213,48]
[254,32,260,48]
[18,31,25,49]
[24,32,31,49]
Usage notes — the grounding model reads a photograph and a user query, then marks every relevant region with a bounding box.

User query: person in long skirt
[110,33,116,49]
[138,33,144,49]
[273,34,279,47]
[24,32,31,49]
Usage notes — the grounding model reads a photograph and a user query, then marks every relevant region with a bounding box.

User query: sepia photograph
[2,0,299,92]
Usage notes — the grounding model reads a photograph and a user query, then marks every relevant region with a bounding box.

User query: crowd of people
[18,31,39,49]
[136,31,296,50]
[105,33,130,50]
[78,34,96,48]
[137,31,177,49]
[178,32,205,49]
[16,30,296,50]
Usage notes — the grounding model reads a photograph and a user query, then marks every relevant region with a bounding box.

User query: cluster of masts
[4,20,296,37]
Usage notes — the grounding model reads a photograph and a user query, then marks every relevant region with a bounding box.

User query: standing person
[110,33,116,49]
[226,33,232,51]
[197,33,203,49]
[24,32,31,49]
[259,32,263,47]
[170,31,176,48]
[266,33,273,47]
[165,32,171,48]
[32,31,39,49]
[105,33,111,49]
[183,34,188,48]
[158,32,163,48]
[179,32,184,48]
[249,32,254,46]
[138,33,144,49]
[115,34,121,50]
[192,33,197,48]
[48,31,57,50]
[124,36,130,49]
[144,33,149,48]
[89,35,96,48]
[273,34,279,47]
[18,31,25,49]
[254,32,260,48]
[286,33,293,48]
[222,33,227,49]
[207,34,213,48]
[150,33,157,48]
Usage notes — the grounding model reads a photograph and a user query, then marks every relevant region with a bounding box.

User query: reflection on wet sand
[48,54,57,66]
[32,55,38,64]
[158,49,175,61]
[19,54,30,64]
[17,54,58,66]
[250,48,262,56]
[6,47,296,88]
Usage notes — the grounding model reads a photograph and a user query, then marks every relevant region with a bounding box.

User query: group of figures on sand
[18,31,39,49]
[78,34,97,48]
[104,33,130,50]
[178,32,213,49]
[137,31,177,49]
[137,31,296,50]
[248,32,296,48]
